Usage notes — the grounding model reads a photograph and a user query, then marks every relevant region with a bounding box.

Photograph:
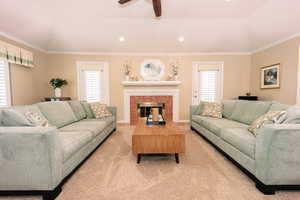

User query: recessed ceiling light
[178,36,185,43]
[119,36,125,42]
[225,0,232,2]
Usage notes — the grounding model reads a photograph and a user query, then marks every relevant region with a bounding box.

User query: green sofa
[190,100,300,194]
[0,101,117,200]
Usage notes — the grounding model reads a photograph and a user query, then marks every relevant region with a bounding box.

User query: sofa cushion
[283,106,300,124]
[68,101,87,121]
[1,109,33,126]
[229,101,272,125]
[222,100,237,119]
[13,105,45,118]
[269,102,290,111]
[80,101,94,118]
[220,128,256,159]
[59,131,94,162]
[194,104,204,115]
[59,121,106,136]
[37,102,77,128]
[201,117,248,137]
[192,115,205,125]
[83,116,115,126]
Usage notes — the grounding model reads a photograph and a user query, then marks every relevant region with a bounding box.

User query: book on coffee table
[146,114,166,125]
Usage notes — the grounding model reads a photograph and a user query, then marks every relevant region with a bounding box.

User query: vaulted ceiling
[0,0,299,53]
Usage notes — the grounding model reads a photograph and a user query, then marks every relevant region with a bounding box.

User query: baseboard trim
[117,120,129,124]
[175,120,190,123]
[118,120,190,124]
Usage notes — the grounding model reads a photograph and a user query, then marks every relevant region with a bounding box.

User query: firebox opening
[137,102,165,118]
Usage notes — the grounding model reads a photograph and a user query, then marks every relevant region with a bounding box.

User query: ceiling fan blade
[152,0,162,17]
[118,0,132,4]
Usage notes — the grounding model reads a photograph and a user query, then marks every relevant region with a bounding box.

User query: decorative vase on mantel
[55,88,62,97]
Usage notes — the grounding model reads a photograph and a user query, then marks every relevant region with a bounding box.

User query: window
[199,70,219,102]
[77,62,109,104]
[0,60,11,107]
[85,71,101,102]
[192,62,223,104]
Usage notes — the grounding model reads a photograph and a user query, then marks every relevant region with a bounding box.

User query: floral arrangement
[168,58,180,80]
[172,62,179,76]
[49,78,68,89]
[124,60,131,76]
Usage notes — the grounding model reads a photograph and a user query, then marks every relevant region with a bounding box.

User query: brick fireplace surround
[130,96,173,125]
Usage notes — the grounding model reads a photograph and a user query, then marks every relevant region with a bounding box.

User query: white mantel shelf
[122,81,181,86]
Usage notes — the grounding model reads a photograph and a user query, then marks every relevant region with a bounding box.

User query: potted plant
[49,78,68,97]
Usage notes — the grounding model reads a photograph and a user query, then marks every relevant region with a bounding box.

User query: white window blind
[199,70,219,102]
[77,62,109,104]
[85,70,101,103]
[0,60,11,107]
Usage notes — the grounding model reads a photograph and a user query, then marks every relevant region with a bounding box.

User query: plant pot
[125,75,130,81]
[55,88,62,97]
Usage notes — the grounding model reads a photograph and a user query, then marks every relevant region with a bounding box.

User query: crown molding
[0,31,47,53]
[251,32,300,54]
[46,51,252,56]
[1,31,300,56]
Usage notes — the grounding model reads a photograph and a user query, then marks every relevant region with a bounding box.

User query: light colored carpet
[1,124,300,200]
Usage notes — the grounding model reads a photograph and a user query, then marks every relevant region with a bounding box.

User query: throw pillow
[194,104,203,115]
[68,101,87,121]
[80,101,94,118]
[1,109,33,126]
[90,103,112,119]
[201,102,223,118]
[248,111,287,136]
[25,111,50,127]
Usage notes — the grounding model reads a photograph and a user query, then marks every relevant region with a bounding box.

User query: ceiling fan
[118,0,162,17]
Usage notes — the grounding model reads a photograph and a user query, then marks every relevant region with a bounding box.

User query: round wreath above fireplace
[140,59,165,81]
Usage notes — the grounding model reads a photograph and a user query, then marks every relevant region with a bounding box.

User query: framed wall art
[140,59,165,81]
[261,63,280,89]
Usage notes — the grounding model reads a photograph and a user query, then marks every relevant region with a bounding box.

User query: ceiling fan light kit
[118,0,162,17]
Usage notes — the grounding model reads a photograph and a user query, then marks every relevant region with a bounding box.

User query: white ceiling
[0,0,300,53]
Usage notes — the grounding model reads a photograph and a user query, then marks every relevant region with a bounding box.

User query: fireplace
[138,102,165,118]
[130,96,173,125]
[123,89,180,124]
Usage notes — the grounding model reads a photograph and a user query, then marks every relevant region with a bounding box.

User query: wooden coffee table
[132,120,185,164]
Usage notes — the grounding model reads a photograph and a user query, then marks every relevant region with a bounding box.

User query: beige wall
[46,54,251,121]
[250,36,300,105]
[0,35,251,121]
[3,32,300,119]
[0,35,48,105]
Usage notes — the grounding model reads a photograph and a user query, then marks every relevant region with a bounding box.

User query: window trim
[0,60,11,107]
[192,61,224,105]
[76,61,110,105]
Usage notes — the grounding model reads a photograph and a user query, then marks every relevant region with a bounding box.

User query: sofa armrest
[0,127,63,190]
[190,105,200,122]
[255,124,300,185]
[107,106,117,122]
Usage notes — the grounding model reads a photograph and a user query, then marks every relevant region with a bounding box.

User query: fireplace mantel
[122,81,181,86]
